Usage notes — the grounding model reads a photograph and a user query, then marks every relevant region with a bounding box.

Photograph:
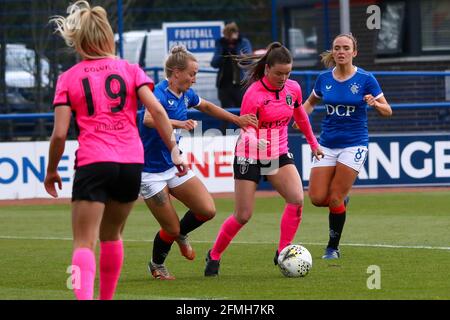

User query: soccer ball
[277,244,312,277]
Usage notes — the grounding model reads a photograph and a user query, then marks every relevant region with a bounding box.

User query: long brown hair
[320,33,358,68]
[235,42,292,88]
[49,1,115,60]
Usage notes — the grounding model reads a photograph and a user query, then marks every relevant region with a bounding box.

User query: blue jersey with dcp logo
[313,67,383,148]
[139,79,201,173]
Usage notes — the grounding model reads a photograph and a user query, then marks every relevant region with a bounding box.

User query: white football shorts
[140,166,195,199]
[311,145,368,172]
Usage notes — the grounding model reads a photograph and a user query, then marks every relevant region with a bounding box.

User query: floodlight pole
[340,0,351,34]
[271,0,278,41]
[117,0,124,58]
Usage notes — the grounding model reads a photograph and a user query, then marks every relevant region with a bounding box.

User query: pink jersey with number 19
[236,77,318,160]
[53,57,153,168]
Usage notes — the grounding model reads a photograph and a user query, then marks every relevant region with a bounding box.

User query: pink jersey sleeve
[240,84,260,142]
[235,83,261,158]
[134,64,154,91]
[293,98,319,151]
[53,73,70,107]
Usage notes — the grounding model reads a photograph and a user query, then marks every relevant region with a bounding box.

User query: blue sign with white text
[165,25,222,53]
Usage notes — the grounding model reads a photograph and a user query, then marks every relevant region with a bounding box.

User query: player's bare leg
[205,180,257,276]
[98,200,134,299]
[144,187,178,280]
[267,164,304,265]
[71,201,104,300]
[170,176,216,260]
[323,163,358,259]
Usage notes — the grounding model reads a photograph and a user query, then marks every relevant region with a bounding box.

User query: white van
[116,30,219,105]
[116,30,165,68]
[5,43,49,89]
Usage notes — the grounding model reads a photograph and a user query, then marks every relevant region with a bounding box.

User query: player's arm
[143,109,197,130]
[196,99,258,130]
[138,86,188,175]
[292,95,324,160]
[44,106,71,197]
[364,94,392,117]
[291,92,321,131]
[303,91,321,114]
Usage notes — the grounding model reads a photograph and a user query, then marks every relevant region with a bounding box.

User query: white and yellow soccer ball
[277,244,312,277]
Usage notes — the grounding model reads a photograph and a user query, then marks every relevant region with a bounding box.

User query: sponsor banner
[294,133,450,187]
[0,141,77,199]
[1,133,449,199]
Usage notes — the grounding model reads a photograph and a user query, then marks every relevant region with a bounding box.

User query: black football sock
[152,231,173,265]
[327,212,346,250]
[179,210,209,236]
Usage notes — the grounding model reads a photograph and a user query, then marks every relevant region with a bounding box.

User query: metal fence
[1,68,450,141]
[1,0,450,141]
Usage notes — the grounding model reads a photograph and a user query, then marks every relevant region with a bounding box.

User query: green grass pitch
[0,191,449,300]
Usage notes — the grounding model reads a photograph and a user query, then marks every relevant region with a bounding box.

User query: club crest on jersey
[286,95,293,106]
[350,83,361,94]
[184,96,189,106]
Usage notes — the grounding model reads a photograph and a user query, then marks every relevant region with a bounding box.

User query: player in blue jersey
[139,45,258,279]
[298,34,392,259]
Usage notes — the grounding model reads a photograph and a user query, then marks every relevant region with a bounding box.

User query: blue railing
[1,68,450,122]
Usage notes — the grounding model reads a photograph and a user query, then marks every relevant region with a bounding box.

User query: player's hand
[175,160,189,177]
[364,94,377,107]
[257,139,270,150]
[238,114,258,132]
[44,171,62,198]
[181,119,198,131]
[171,147,189,177]
[312,147,325,161]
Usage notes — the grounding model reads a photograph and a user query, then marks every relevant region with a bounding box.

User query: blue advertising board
[163,21,223,54]
[259,133,450,189]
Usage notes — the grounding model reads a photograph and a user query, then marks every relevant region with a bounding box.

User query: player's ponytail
[49,1,115,60]
[165,45,197,78]
[320,50,335,68]
[236,41,292,88]
[320,33,358,68]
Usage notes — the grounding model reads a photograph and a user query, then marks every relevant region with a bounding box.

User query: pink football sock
[278,203,303,253]
[72,248,96,300]
[210,215,244,260]
[99,240,124,300]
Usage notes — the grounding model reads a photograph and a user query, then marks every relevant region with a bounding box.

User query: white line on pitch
[1,235,449,251]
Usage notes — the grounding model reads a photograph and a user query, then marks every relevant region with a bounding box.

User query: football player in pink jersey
[44,1,186,300]
[204,42,324,276]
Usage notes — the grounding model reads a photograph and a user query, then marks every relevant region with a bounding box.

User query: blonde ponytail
[49,1,115,59]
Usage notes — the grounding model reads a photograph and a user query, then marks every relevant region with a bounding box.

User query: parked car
[3,43,50,104]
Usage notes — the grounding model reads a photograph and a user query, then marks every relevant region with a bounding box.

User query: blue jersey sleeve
[313,74,323,98]
[153,87,167,108]
[186,88,201,108]
[365,73,383,98]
